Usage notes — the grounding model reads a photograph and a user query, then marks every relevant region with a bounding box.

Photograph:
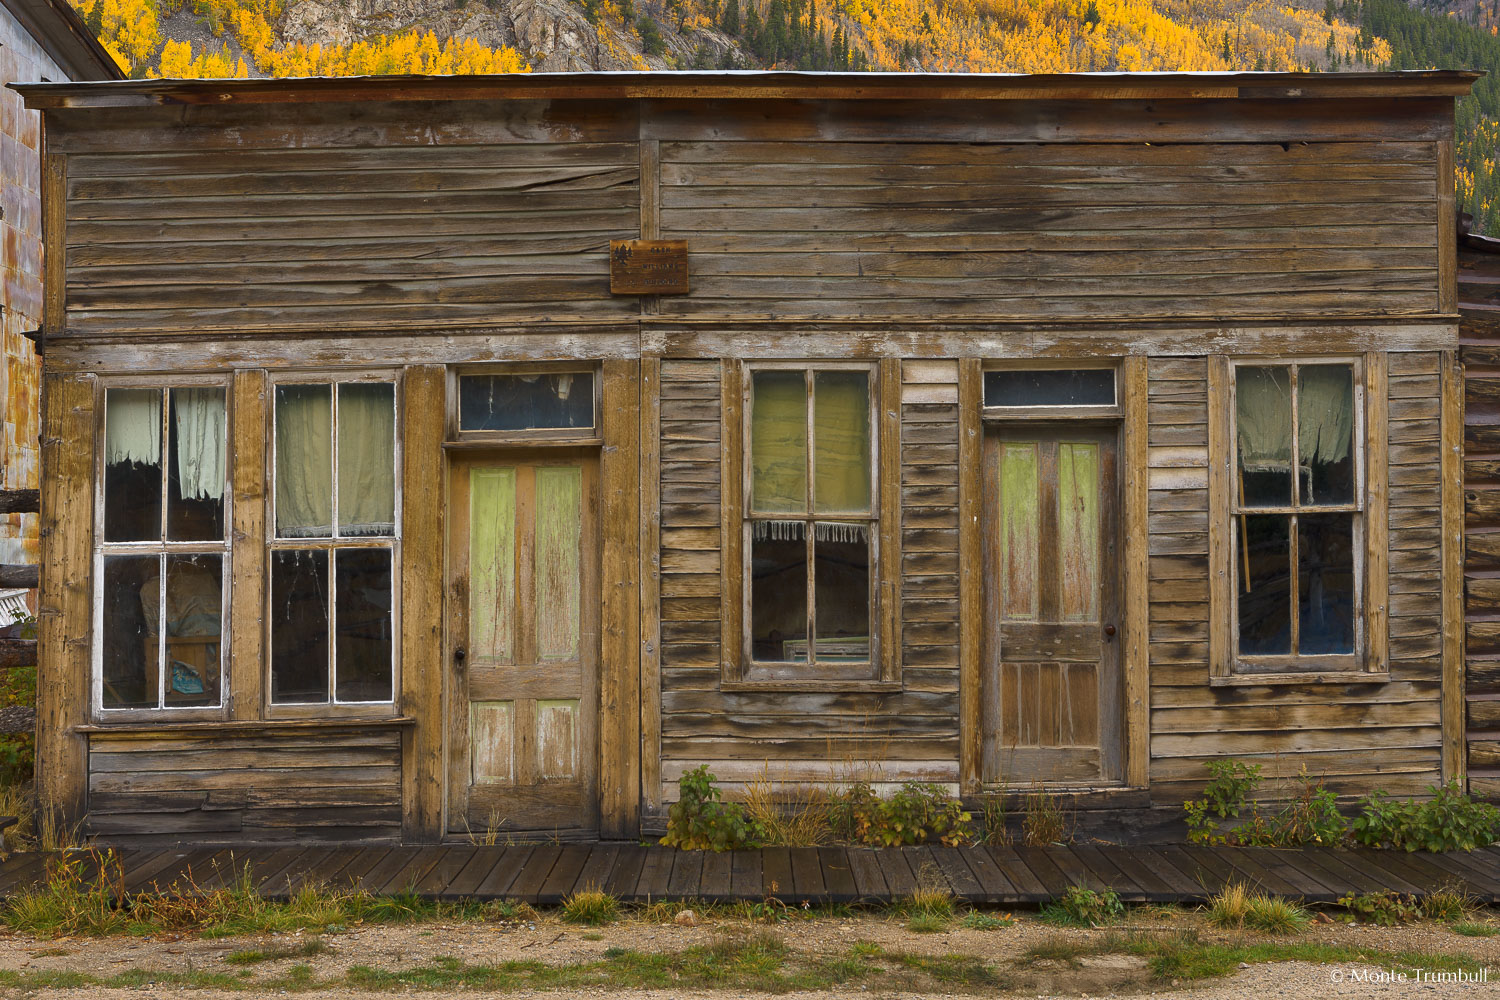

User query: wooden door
[447,451,600,836]
[981,427,1121,786]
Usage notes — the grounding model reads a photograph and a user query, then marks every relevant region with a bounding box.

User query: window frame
[1209,354,1389,684]
[445,361,602,446]
[724,359,899,691]
[980,360,1121,421]
[265,371,403,717]
[91,375,232,721]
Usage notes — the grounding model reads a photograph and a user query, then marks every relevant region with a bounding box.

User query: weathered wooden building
[13,71,1477,844]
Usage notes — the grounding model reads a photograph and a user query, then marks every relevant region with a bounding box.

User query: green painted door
[448,453,599,836]
[982,427,1122,786]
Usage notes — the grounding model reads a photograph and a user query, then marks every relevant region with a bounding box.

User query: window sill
[77,716,415,735]
[1210,671,1390,687]
[720,679,902,693]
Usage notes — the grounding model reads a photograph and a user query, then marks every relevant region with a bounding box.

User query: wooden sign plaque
[610,239,689,295]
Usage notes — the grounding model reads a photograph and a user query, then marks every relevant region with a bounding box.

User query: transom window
[1232,360,1362,669]
[270,380,398,705]
[744,364,876,674]
[96,385,228,712]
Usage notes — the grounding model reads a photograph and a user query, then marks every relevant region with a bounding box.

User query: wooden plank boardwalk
[1,844,1497,907]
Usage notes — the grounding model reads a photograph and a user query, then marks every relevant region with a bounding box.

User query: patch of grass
[742,769,832,847]
[1206,884,1308,934]
[906,911,948,933]
[849,940,884,957]
[1206,882,1252,929]
[1040,884,1124,927]
[893,885,954,919]
[1019,937,1094,966]
[560,888,618,926]
[581,931,603,941]
[889,951,1006,986]
[223,939,328,966]
[482,899,538,923]
[1453,920,1498,937]
[1420,884,1476,922]
[960,909,1013,930]
[27,947,70,958]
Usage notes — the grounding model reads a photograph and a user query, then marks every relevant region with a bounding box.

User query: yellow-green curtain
[1235,366,1292,473]
[338,383,396,536]
[814,371,871,514]
[751,371,807,513]
[1297,365,1353,467]
[276,384,333,537]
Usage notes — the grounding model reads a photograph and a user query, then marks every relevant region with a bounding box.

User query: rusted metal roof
[11,69,1482,109]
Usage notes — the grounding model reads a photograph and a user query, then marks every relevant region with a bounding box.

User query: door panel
[982,427,1121,786]
[448,453,599,835]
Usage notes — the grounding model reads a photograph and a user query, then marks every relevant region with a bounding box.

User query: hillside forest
[67,0,1500,231]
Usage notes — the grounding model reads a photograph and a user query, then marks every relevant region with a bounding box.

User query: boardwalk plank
[730,848,763,899]
[1138,847,1213,898]
[1413,850,1500,897]
[761,848,795,901]
[282,848,363,895]
[1045,847,1108,893]
[510,846,563,904]
[957,846,1017,902]
[929,846,983,898]
[1013,846,1070,898]
[445,847,509,898]
[873,848,916,898]
[700,850,734,901]
[538,845,593,905]
[572,844,621,896]
[1385,851,1486,894]
[902,847,944,891]
[666,849,704,900]
[474,846,536,898]
[254,848,322,897]
[982,847,1049,898]
[789,847,826,899]
[1070,846,1144,901]
[0,853,54,895]
[1238,848,1330,900]
[414,847,481,898]
[603,846,647,898]
[1171,846,1242,894]
[634,847,676,900]
[356,848,425,896]
[1094,847,1178,901]
[818,847,858,904]
[1289,848,1390,897]
[335,847,395,891]
[844,848,887,901]
[127,850,217,894]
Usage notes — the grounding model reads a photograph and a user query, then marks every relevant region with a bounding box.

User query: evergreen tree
[722,0,740,36]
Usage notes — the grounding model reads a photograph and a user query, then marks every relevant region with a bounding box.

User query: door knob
[1103,624,1116,638]
[454,647,467,670]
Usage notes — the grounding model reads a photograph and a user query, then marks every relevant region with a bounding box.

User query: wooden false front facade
[16,71,1475,845]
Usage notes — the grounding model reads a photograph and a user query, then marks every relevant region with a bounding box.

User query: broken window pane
[1298,514,1355,654]
[1298,365,1356,506]
[270,548,330,703]
[338,383,396,537]
[458,372,594,432]
[167,388,225,542]
[157,554,222,707]
[103,388,162,543]
[101,554,159,709]
[1238,513,1291,656]
[750,521,807,662]
[1236,366,1293,507]
[813,371,871,514]
[276,384,333,538]
[335,548,393,702]
[813,523,870,660]
[751,371,807,514]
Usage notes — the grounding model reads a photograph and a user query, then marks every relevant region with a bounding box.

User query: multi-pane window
[1233,361,1362,668]
[745,364,876,672]
[270,381,398,705]
[97,386,228,711]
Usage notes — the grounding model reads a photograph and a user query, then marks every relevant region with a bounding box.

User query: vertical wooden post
[1206,357,1233,679]
[599,359,641,838]
[1121,356,1150,788]
[401,365,446,842]
[956,359,983,794]
[878,359,902,686]
[1363,354,1389,677]
[638,356,662,818]
[1438,136,1458,316]
[229,369,267,721]
[1441,349,1466,785]
[719,362,743,684]
[41,146,65,340]
[36,373,93,829]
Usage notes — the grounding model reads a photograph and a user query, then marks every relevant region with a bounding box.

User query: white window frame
[267,372,402,713]
[92,376,231,720]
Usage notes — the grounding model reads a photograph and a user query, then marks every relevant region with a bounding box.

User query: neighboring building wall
[0,4,63,567]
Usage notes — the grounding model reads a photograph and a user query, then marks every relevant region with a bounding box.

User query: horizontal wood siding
[1147,354,1443,804]
[86,729,402,845]
[657,137,1440,323]
[56,102,641,337]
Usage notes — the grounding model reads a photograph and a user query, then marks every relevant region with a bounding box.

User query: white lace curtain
[105,388,225,501]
